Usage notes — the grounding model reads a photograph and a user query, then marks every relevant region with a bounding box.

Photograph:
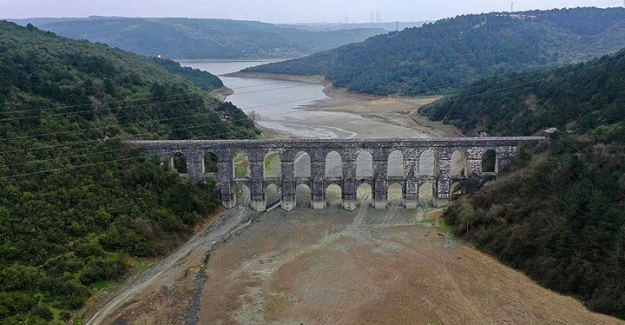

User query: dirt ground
[197,206,624,325]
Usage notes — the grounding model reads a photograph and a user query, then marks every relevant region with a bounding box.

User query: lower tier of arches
[218,177,477,212]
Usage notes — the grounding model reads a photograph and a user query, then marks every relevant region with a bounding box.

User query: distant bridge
[127,137,544,211]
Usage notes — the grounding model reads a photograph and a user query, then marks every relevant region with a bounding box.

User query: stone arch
[236,184,251,206]
[418,149,435,176]
[325,151,342,178]
[356,150,373,179]
[326,184,342,207]
[387,150,404,178]
[265,183,281,207]
[450,182,463,201]
[296,184,312,208]
[387,183,403,207]
[295,151,311,178]
[451,150,467,178]
[171,152,187,174]
[419,181,434,206]
[233,151,250,179]
[357,183,372,206]
[482,149,498,173]
[204,151,219,174]
[264,151,282,178]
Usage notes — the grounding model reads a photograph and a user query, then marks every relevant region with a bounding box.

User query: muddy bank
[226,71,462,138]
[210,86,234,101]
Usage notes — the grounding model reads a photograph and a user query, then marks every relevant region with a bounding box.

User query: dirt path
[85,192,256,325]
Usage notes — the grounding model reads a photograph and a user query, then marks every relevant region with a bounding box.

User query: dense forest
[0,21,257,324]
[18,17,385,59]
[245,7,625,96]
[421,49,625,139]
[425,48,625,317]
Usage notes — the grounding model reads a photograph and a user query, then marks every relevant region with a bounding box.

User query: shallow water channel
[179,60,427,139]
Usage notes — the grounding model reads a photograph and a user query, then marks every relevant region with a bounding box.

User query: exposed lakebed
[178,60,433,139]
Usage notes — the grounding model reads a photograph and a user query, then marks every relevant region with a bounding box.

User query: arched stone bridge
[127,137,544,212]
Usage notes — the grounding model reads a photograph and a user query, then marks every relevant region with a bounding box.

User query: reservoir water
[179,60,428,139]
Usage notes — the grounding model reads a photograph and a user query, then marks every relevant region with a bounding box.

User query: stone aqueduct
[128,137,544,212]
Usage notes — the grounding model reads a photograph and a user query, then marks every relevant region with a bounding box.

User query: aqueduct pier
[127,137,545,211]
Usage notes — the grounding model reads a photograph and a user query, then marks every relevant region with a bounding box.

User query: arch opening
[233,151,250,179]
[264,151,282,179]
[419,150,435,176]
[235,184,250,205]
[357,183,372,206]
[482,149,498,173]
[265,184,280,208]
[451,182,463,201]
[204,152,219,174]
[388,183,403,207]
[295,152,311,178]
[325,151,342,179]
[356,150,373,179]
[172,152,187,174]
[296,184,311,208]
[387,151,405,178]
[326,184,343,207]
[451,150,467,178]
[419,182,434,207]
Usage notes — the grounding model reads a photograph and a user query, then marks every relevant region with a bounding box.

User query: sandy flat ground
[197,205,623,325]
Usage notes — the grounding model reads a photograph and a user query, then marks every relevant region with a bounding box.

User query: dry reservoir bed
[195,204,623,325]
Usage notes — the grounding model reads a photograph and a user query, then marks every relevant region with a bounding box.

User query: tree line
[246,7,625,96]
[425,46,625,318]
[0,21,258,324]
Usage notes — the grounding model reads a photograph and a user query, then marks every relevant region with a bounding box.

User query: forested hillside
[425,48,625,318]
[24,17,384,59]
[421,49,625,139]
[0,21,257,324]
[245,7,625,96]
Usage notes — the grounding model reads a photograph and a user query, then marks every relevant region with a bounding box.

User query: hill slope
[245,7,625,96]
[27,17,385,59]
[423,48,625,318]
[420,49,625,139]
[0,21,256,324]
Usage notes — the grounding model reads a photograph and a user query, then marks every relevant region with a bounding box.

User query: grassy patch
[234,153,250,178]
[93,280,109,291]
[438,217,456,235]
[264,153,281,177]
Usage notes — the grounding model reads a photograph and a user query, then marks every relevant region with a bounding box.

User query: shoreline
[227,71,463,138]
[210,86,234,101]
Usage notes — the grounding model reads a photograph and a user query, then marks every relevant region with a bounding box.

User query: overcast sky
[2,0,623,23]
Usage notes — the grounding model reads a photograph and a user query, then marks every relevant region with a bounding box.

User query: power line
[1,52,621,178]
[0,40,560,124]
[2,50,622,156]
[0,46,620,161]
[4,32,590,124]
